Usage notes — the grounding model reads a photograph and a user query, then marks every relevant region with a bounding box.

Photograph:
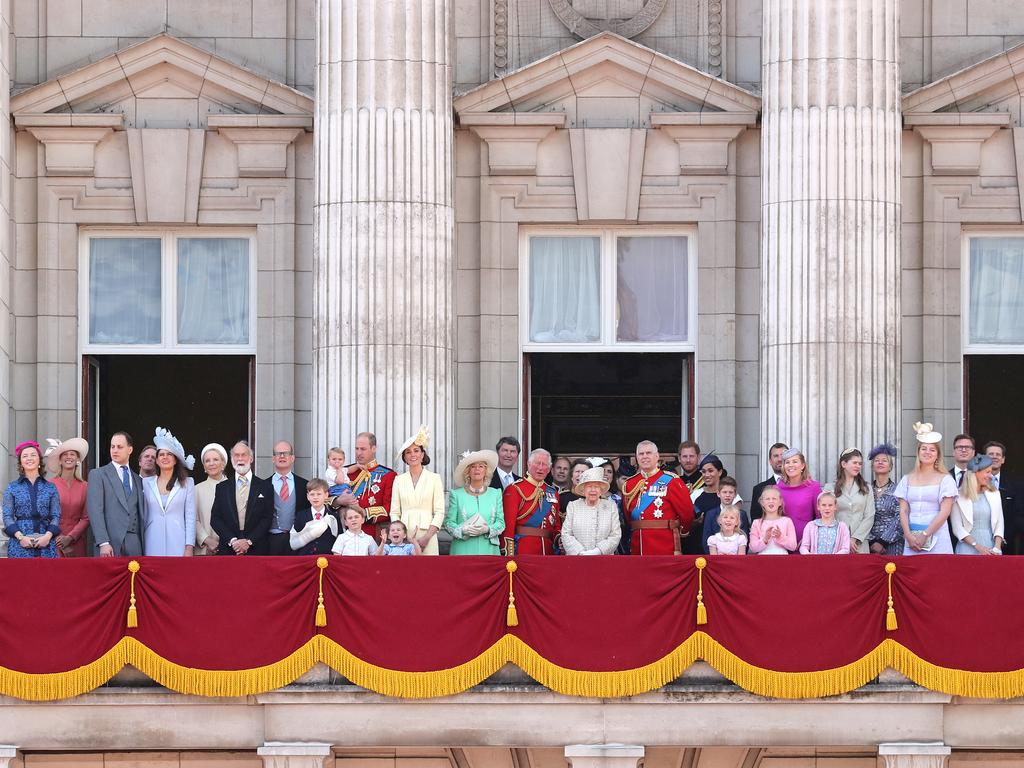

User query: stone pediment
[454,31,759,128]
[11,33,313,127]
[903,42,1024,120]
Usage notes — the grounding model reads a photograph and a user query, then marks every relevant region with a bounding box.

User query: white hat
[200,442,228,466]
[395,425,430,466]
[43,437,89,474]
[573,466,610,496]
[153,427,195,471]
[453,449,499,487]
[913,422,942,445]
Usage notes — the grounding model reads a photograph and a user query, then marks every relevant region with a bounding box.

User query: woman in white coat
[952,453,1004,555]
[560,466,621,556]
[142,427,196,557]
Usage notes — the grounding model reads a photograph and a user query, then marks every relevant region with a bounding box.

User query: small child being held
[799,487,852,554]
[324,446,353,498]
[707,505,747,555]
[331,506,378,556]
[374,520,422,556]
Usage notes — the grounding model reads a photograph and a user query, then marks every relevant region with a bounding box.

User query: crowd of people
[1,421,1016,559]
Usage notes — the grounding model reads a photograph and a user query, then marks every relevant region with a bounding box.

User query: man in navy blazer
[211,440,274,555]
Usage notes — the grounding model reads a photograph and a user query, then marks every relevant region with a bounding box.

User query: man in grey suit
[87,431,145,557]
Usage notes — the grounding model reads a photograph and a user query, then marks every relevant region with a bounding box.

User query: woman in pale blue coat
[142,427,196,557]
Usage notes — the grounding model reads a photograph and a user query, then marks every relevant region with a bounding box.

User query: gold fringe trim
[5,634,1024,701]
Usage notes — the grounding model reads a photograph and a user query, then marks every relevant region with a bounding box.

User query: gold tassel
[885,562,898,631]
[506,560,519,627]
[126,560,140,628]
[695,557,708,625]
[315,557,328,628]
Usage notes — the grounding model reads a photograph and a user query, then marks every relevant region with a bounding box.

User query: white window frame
[519,225,698,352]
[79,227,257,355]
[962,230,1024,355]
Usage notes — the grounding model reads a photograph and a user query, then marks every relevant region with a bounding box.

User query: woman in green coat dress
[445,449,505,555]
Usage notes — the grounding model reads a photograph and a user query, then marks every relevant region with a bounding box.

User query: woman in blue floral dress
[3,440,61,558]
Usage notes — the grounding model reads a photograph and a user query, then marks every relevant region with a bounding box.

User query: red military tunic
[502,476,561,556]
[622,469,694,555]
[347,461,396,537]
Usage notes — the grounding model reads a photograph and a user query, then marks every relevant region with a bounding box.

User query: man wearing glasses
[951,434,976,488]
[268,440,310,556]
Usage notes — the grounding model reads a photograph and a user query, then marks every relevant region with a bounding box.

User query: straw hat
[453,449,499,487]
[43,437,89,474]
[573,466,610,496]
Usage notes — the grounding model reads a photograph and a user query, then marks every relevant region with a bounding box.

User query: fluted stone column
[878,743,951,768]
[313,0,454,472]
[760,0,901,475]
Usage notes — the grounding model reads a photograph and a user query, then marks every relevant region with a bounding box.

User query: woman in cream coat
[560,466,621,556]
[952,454,1005,555]
[193,443,227,555]
[391,426,445,555]
[834,448,875,553]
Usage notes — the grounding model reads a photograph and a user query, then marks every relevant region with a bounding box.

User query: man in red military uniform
[332,431,396,538]
[622,440,694,555]
[503,448,561,556]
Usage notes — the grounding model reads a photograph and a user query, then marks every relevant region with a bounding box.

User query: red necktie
[314,511,322,521]
[279,476,290,500]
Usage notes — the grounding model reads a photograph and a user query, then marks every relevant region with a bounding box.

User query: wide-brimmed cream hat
[913,422,942,445]
[395,425,430,466]
[43,437,89,474]
[453,449,499,487]
[573,466,610,496]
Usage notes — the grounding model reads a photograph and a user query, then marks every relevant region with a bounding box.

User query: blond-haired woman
[445,449,504,555]
[896,423,957,555]
[952,454,1004,555]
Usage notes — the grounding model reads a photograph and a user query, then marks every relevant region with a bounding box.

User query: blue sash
[352,466,387,499]
[632,474,670,520]
[523,485,557,528]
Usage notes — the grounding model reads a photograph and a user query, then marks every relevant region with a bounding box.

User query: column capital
[258,742,332,768]
[878,742,951,768]
[0,746,22,768]
[564,744,645,768]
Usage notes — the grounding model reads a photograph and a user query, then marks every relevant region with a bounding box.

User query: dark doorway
[966,355,1024,463]
[83,355,253,478]
[527,352,691,457]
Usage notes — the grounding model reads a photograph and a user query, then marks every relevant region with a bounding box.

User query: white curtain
[89,238,162,344]
[529,237,601,343]
[616,236,689,342]
[177,238,250,344]
[970,238,1024,345]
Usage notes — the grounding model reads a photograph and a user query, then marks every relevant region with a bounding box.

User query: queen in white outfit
[560,466,621,556]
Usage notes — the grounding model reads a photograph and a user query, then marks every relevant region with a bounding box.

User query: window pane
[616,236,689,342]
[89,238,162,344]
[970,238,1024,345]
[177,238,250,344]
[529,236,601,343]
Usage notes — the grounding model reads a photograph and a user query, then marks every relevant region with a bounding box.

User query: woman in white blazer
[142,427,197,557]
[561,467,621,556]
[952,454,1004,555]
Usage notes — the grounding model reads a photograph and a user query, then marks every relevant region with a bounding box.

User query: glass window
[88,238,162,344]
[616,236,689,342]
[969,237,1024,345]
[177,238,250,344]
[528,236,601,343]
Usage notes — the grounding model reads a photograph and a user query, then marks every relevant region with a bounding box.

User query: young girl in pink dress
[707,505,747,555]
[799,487,852,554]
[748,486,797,555]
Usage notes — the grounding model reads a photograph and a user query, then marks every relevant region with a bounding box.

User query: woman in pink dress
[776,448,822,544]
[45,437,90,557]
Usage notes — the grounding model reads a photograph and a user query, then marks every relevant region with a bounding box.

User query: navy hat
[967,454,993,472]
[868,442,897,460]
[697,452,725,473]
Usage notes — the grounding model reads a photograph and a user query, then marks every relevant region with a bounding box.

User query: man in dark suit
[267,439,310,555]
[749,442,788,521]
[985,441,1020,555]
[87,431,146,556]
[211,440,274,555]
[951,434,976,487]
[490,436,522,490]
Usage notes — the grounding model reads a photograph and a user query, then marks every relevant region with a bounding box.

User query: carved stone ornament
[547,0,668,39]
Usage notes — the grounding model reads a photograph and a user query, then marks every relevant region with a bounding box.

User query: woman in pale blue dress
[895,423,957,555]
[951,454,1005,555]
[142,427,196,557]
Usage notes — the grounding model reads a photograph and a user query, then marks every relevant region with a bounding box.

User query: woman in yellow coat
[390,426,446,555]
